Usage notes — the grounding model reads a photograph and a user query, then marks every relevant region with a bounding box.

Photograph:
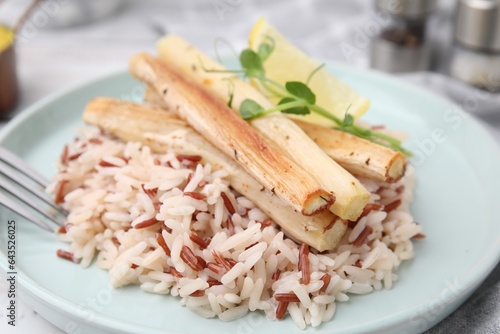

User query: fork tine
[0,146,50,187]
[0,177,65,226]
[0,192,54,232]
[0,160,63,213]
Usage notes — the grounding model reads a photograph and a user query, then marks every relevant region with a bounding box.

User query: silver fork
[0,146,65,231]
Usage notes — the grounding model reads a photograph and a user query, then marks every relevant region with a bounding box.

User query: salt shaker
[450,0,500,92]
[371,0,437,73]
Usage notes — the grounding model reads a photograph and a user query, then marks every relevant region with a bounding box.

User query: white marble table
[0,1,499,333]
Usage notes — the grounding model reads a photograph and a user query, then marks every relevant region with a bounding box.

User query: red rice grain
[226,258,238,268]
[156,233,171,256]
[184,192,207,200]
[181,245,203,271]
[384,199,402,213]
[141,184,158,200]
[226,216,235,235]
[319,274,331,294]
[272,269,281,281]
[196,255,207,269]
[88,138,103,145]
[207,262,225,275]
[176,154,202,163]
[189,290,205,297]
[98,160,117,167]
[395,185,405,194]
[299,244,311,285]
[353,226,374,248]
[189,233,209,249]
[168,267,183,279]
[274,293,300,303]
[58,226,67,234]
[244,242,258,251]
[360,203,384,220]
[207,279,222,287]
[134,217,159,229]
[261,219,273,228]
[276,301,289,320]
[212,250,232,271]
[56,249,79,263]
[221,192,236,215]
[68,152,82,161]
[54,180,68,205]
[60,145,69,165]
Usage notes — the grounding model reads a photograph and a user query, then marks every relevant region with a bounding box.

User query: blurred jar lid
[455,0,500,52]
[375,0,437,19]
[45,0,124,28]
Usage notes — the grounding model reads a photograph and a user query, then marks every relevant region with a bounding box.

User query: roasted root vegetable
[128,54,335,216]
[155,35,370,220]
[83,97,347,251]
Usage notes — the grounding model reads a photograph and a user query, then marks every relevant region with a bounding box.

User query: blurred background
[1,0,499,137]
[0,0,499,119]
[0,0,499,332]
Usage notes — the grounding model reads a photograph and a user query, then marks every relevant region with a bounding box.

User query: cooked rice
[49,128,422,329]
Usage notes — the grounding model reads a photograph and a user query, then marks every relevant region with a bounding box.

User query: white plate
[1,66,499,334]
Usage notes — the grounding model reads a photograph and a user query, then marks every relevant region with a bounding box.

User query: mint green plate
[1,66,499,334]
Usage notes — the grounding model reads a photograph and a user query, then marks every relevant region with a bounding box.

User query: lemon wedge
[249,18,370,126]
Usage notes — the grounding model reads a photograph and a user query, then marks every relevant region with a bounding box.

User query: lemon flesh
[249,18,370,126]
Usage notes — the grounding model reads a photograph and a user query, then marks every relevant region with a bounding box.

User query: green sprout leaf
[342,114,354,127]
[239,49,264,77]
[258,43,273,62]
[285,81,316,104]
[240,99,265,120]
[205,36,413,156]
[278,97,310,115]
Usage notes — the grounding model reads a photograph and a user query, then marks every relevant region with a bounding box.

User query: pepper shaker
[371,0,437,73]
[449,0,500,92]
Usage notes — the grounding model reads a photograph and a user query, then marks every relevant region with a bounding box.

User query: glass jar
[371,0,437,73]
[449,0,500,92]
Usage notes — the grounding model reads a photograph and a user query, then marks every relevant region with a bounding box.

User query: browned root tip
[302,190,335,216]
